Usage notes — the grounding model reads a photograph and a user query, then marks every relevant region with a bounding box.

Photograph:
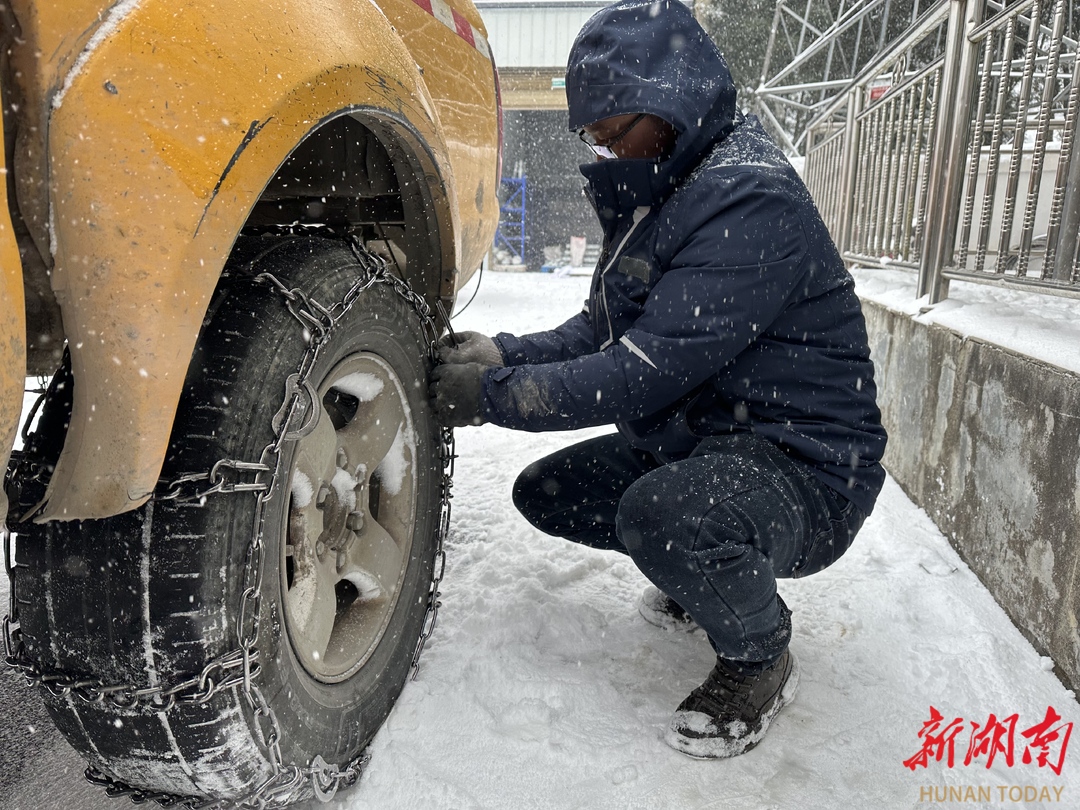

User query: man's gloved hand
[438,331,504,367]
[429,362,489,428]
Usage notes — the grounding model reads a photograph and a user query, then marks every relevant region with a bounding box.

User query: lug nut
[346,511,364,532]
[316,540,327,557]
[316,484,330,508]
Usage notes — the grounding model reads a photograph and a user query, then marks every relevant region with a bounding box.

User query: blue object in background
[495,176,527,262]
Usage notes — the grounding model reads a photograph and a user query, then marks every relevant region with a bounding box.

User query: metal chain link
[3,236,455,807]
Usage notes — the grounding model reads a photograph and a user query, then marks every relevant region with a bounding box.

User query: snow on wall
[852,267,1080,376]
[855,267,1080,694]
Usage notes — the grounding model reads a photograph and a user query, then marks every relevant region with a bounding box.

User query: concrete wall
[861,298,1080,693]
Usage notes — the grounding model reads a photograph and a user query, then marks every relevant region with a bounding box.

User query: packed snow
[326,270,1080,809]
[292,468,315,509]
[372,423,413,497]
[332,372,386,403]
[2,269,1077,809]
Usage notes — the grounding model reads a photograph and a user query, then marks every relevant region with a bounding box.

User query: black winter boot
[665,650,798,758]
[638,586,698,631]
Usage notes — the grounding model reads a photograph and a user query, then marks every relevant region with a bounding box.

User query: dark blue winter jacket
[481,0,887,514]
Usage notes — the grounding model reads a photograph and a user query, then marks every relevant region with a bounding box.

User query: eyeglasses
[578,114,648,159]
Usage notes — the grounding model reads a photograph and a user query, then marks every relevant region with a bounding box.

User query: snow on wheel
[11,237,446,805]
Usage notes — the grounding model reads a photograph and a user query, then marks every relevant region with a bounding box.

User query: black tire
[13,237,441,802]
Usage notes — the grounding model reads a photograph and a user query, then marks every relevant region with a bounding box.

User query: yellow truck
[0,0,500,804]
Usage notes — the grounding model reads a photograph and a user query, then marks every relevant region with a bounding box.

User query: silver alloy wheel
[283,352,418,683]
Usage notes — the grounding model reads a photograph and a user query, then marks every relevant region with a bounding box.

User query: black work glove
[429,362,488,428]
[438,331,504,367]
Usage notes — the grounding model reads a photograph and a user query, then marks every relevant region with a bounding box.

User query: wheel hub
[282,352,418,682]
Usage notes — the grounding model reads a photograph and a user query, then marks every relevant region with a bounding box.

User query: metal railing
[803,0,1080,302]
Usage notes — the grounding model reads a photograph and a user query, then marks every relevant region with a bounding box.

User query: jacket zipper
[597,206,650,350]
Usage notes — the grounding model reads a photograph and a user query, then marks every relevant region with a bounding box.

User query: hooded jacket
[480,0,887,514]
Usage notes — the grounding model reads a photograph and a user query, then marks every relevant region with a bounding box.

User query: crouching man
[430,0,887,759]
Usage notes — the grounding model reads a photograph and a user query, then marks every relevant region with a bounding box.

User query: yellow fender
[35,0,496,520]
[0,108,26,526]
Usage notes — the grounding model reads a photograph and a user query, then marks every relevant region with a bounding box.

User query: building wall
[477,0,695,109]
[479,1,608,68]
[862,297,1080,693]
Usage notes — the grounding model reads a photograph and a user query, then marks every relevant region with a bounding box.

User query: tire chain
[2,236,455,808]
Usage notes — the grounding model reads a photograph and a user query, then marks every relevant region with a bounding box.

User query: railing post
[1052,50,1080,281]
[838,87,863,257]
[916,0,984,303]
[1054,140,1080,282]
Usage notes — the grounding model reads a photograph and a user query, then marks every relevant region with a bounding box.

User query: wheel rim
[282,352,418,683]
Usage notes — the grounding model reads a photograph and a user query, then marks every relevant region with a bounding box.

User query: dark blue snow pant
[512,432,865,666]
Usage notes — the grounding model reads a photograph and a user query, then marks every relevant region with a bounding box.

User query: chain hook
[270,374,321,441]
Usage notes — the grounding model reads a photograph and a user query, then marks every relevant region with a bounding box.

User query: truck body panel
[0,0,499,521]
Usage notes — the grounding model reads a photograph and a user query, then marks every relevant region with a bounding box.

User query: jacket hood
[567,0,738,209]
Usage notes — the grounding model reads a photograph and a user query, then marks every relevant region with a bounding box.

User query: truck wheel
[12,237,445,803]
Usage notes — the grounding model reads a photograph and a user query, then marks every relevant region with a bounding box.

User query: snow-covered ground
[328,270,1079,809]
[3,269,1077,809]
